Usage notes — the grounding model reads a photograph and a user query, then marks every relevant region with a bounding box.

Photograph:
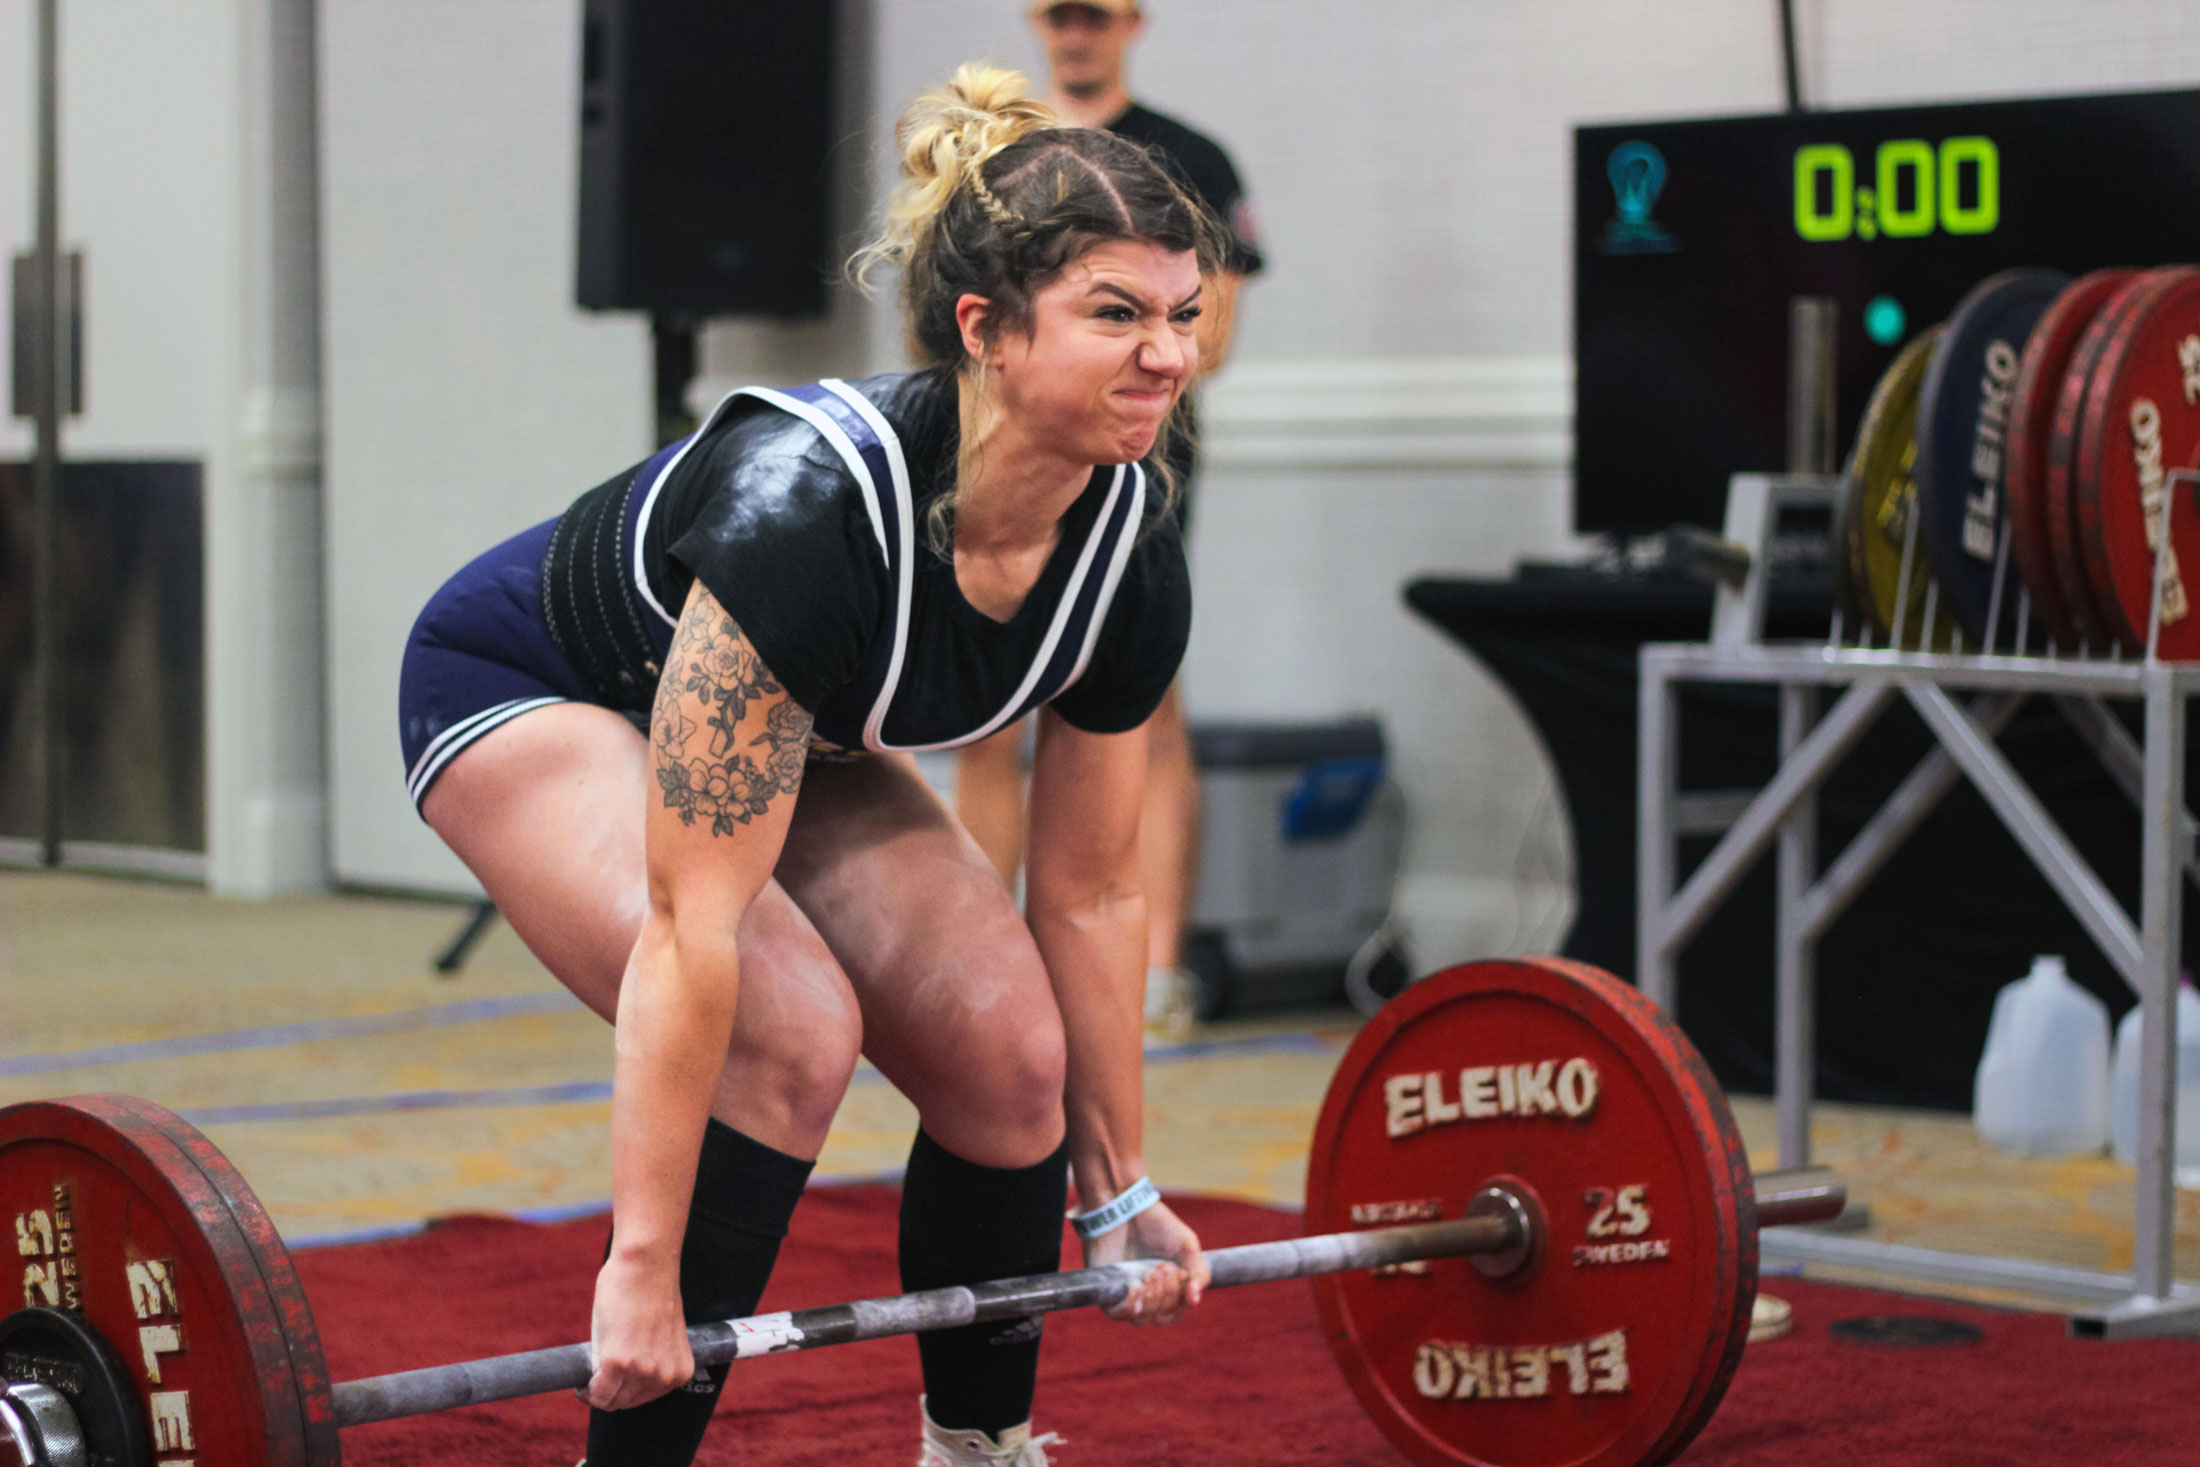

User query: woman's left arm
[1024,706,1209,1325]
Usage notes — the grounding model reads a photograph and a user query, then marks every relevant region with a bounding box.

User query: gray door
[0,460,205,861]
[5,0,209,876]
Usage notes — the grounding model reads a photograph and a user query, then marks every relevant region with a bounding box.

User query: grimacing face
[971,238,1202,468]
[1034,3,1141,102]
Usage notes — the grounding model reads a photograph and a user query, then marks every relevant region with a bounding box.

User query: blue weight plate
[1915,269,2071,647]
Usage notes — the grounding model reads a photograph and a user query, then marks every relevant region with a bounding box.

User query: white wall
[0,5,17,355]
[28,0,2184,938]
[319,0,652,891]
[1,0,234,462]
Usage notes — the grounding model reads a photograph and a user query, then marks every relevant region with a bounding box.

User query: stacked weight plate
[2004,268,2140,652]
[2070,269,2200,657]
[1837,263,2200,658]
[1842,326,1957,649]
[1915,269,2070,649]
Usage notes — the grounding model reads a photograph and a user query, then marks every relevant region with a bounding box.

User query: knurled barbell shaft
[328,1167,1844,1429]
[328,1216,1512,1427]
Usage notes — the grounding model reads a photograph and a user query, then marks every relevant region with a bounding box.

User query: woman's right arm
[586,579,814,1411]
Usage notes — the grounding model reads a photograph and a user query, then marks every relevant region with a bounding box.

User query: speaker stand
[652,313,700,447]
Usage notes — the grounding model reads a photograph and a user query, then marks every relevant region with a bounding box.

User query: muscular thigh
[773,754,1067,1167]
[421,702,863,1152]
[422,702,656,1012]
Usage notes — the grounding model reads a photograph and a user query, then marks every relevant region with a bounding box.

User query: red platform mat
[301,1185,2200,1465]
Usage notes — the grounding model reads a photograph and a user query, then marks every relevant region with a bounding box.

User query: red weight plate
[2077,268,2200,657]
[2005,269,2138,651]
[1306,958,1752,1467]
[2053,268,2193,653]
[0,1095,341,1467]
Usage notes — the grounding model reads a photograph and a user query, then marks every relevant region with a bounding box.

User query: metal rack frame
[1637,470,2200,1339]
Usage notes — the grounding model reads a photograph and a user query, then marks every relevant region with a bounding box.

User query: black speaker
[576,0,836,317]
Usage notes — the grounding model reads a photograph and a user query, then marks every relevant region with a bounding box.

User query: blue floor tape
[0,991,586,1078]
[175,1080,615,1126]
[3,999,1337,1084]
[166,1030,1341,1130]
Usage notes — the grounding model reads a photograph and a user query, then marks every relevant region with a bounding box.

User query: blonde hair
[851,63,1230,553]
[850,64,1056,291]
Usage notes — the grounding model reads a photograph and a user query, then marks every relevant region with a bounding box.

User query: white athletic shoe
[1143,963,1197,1039]
[917,1397,1065,1466]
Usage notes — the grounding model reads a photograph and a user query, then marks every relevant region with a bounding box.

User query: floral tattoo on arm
[651,603,813,837]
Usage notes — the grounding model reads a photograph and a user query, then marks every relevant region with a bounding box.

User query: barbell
[1,957,1845,1467]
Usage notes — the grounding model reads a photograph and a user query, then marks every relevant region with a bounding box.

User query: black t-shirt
[1107,102,1265,277]
[581,371,1189,746]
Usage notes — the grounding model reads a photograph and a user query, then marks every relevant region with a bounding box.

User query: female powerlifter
[394,64,1227,1467]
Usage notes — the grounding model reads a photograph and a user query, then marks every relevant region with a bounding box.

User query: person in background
[956,0,1265,1034]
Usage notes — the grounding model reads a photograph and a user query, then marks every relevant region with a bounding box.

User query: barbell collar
[0,1383,85,1467]
[1753,1166,1846,1229]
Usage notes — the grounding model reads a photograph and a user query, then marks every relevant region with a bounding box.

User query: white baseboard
[1,839,210,883]
[57,843,208,883]
[1201,356,1573,472]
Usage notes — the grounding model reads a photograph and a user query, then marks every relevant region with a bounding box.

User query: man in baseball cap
[1027,2,1146,111]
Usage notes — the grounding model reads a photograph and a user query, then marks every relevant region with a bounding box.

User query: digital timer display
[1793,137,1999,241]
[1573,87,2200,535]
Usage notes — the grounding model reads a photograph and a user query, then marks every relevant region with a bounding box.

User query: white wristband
[1070,1176,1161,1240]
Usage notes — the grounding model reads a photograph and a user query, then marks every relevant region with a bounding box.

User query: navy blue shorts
[398,518,599,814]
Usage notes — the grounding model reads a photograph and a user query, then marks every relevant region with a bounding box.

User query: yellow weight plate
[1849,327,1957,649]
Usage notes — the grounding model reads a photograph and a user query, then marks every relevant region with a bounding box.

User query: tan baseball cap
[1030,0,1140,16]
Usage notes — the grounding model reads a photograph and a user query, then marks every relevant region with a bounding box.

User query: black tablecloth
[1405,572,2192,1110]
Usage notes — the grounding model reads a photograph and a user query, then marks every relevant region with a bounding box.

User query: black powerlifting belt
[539,470,665,718]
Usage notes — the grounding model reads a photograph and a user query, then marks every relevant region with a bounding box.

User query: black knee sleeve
[584,1121,812,1467]
[898,1127,1070,1436]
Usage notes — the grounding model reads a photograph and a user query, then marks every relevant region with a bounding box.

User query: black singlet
[540,370,1191,753]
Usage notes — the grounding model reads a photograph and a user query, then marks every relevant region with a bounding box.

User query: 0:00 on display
[1794,137,1999,242]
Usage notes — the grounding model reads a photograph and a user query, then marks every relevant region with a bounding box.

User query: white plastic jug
[2108,981,2200,1183]
[1973,955,2111,1156]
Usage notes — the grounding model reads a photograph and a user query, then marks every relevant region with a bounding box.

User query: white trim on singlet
[406,696,565,805]
[630,392,742,628]
[880,464,1132,754]
[729,387,892,557]
[628,388,891,630]
[816,379,920,753]
[1061,462,1148,689]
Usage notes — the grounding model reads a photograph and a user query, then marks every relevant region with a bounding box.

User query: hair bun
[849,63,1057,280]
[897,63,1055,191]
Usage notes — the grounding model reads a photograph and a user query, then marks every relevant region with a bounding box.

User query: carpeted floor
[305,1186,2200,1466]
